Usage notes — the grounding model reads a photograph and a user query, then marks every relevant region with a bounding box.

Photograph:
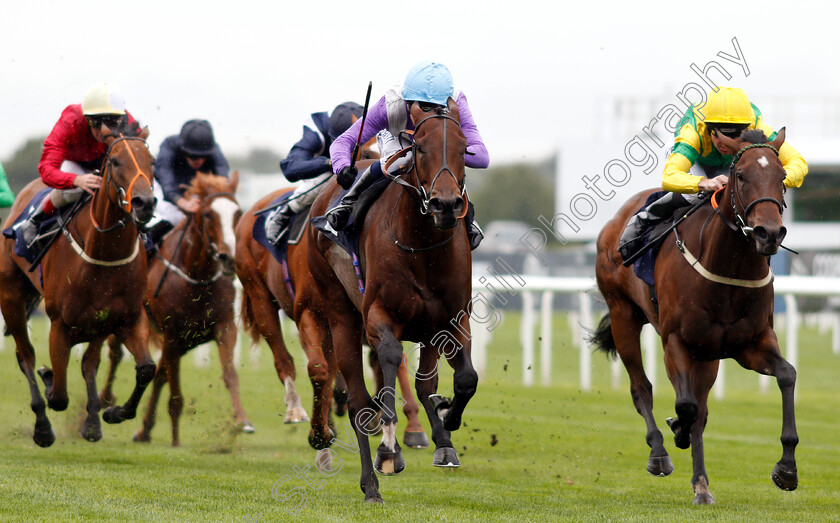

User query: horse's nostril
[752,226,768,242]
[428,199,444,212]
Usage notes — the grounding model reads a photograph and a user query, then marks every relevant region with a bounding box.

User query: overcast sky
[2,1,837,166]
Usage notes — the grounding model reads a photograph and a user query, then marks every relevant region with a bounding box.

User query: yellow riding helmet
[699,87,753,125]
[82,82,126,116]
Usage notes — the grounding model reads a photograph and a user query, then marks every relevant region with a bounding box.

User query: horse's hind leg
[610,306,673,476]
[163,351,184,447]
[734,330,798,492]
[134,355,168,443]
[663,334,718,504]
[103,315,155,424]
[399,355,429,449]
[297,309,336,453]
[79,340,104,442]
[0,285,54,447]
[215,321,254,433]
[99,335,123,407]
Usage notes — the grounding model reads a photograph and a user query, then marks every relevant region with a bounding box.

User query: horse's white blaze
[382,423,397,452]
[211,198,239,254]
[757,155,770,168]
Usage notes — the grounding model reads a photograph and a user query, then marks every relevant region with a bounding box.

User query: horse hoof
[432,447,460,467]
[429,394,452,420]
[374,450,406,476]
[132,430,151,443]
[308,427,336,450]
[284,408,310,424]
[666,417,690,449]
[102,406,124,424]
[403,431,430,449]
[33,424,56,448]
[692,492,715,504]
[37,366,54,385]
[240,422,256,434]
[771,462,798,491]
[364,495,385,504]
[647,455,674,477]
[81,420,103,442]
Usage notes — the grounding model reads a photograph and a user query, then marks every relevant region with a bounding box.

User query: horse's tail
[238,285,262,346]
[589,313,617,359]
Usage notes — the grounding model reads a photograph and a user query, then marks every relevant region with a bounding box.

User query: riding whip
[350,81,373,172]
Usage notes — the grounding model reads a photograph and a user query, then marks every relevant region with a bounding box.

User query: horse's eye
[110,159,120,168]
[736,171,744,181]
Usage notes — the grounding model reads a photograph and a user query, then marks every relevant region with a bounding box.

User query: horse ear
[447,97,460,120]
[229,170,239,192]
[769,127,786,150]
[137,125,150,141]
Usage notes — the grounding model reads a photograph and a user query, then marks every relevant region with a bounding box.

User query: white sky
[2,0,837,166]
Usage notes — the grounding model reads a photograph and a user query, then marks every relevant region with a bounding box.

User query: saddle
[311,177,390,257]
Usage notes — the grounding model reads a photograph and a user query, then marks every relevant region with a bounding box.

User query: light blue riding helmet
[401,61,454,106]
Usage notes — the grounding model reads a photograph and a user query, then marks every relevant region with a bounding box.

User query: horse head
[408,98,468,230]
[186,172,241,276]
[101,134,156,226]
[716,128,788,255]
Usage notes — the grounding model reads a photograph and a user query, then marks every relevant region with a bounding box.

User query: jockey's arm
[281,127,332,182]
[455,92,490,169]
[755,118,808,188]
[330,97,389,175]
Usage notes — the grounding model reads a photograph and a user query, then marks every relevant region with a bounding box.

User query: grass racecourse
[0,311,838,522]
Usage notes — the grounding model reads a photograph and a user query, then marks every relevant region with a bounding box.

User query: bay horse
[592,129,797,504]
[100,172,248,446]
[0,133,157,447]
[235,182,428,459]
[307,97,477,503]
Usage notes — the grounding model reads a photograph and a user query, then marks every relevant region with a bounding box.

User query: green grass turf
[0,312,838,521]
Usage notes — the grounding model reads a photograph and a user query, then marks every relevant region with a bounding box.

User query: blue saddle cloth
[633,190,669,286]
[2,188,59,264]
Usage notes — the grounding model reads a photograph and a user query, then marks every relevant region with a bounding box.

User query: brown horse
[235,181,428,458]
[0,133,157,447]
[592,129,797,504]
[100,172,247,446]
[307,98,477,503]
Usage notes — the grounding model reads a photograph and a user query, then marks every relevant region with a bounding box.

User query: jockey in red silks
[18,82,147,246]
[326,61,490,250]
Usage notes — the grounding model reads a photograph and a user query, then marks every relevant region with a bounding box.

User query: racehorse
[0,133,157,447]
[235,182,429,460]
[591,129,798,504]
[100,172,247,446]
[308,98,477,502]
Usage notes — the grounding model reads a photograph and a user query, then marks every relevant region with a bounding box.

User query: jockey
[19,82,147,246]
[264,102,363,244]
[145,119,230,245]
[0,161,15,209]
[617,87,808,260]
[325,61,490,250]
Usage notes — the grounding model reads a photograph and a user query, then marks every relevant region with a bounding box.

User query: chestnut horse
[101,172,247,446]
[235,182,428,459]
[0,133,157,447]
[592,129,798,504]
[308,98,478,503]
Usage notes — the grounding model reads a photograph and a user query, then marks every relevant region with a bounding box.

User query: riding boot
[265,204,296,245]
[618,192,686,260]
[146,220,174,247]
[19,206,53,248]
[465,202,483,250]
[326,164,381,231]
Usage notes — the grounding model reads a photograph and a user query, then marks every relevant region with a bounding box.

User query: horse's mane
[184,172,229,200]
[740,129,768,144]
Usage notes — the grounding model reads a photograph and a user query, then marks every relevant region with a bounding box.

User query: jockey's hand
[73,173,103,195]
[176,197,201,214]
[336,165,358,190]
[698,175,728,192]
[383,150,413,174]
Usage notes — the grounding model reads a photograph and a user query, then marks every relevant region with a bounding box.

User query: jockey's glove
[336,165,358,189]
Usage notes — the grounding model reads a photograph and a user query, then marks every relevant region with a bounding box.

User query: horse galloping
[592,129,797,504]
[308,98,478,502]
[0,133,157,447]
[101,172,248,446]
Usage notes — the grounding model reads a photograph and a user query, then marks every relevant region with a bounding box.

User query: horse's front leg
[103,313,155,424]
[365,305,406,476]
[413,344,461,467]
[79,339,105,442]
[664,334,718,504]
[215,320,254,433]
[39,321,75,413]
[735,329,798,492]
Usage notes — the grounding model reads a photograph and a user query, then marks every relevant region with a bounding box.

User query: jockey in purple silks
[326,61,490,249]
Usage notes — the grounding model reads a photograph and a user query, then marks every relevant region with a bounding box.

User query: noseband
[714,143,786,236]
[386,112,468,218]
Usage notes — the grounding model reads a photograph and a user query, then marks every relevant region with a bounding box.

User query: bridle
[91,136,153,233]
[385,112,469,218]
[711,143,786,237]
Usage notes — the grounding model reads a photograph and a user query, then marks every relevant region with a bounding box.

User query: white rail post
[521,291,535,386]
[579,291,593,392]
[833,313,840,355]
[540,291,553,386]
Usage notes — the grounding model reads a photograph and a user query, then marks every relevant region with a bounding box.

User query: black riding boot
[465,202,483,250]
[265,204,296,245]
[618,192,686,260]
[146,220,174,247]
[326,165,380,231]
[19,206,52,247]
